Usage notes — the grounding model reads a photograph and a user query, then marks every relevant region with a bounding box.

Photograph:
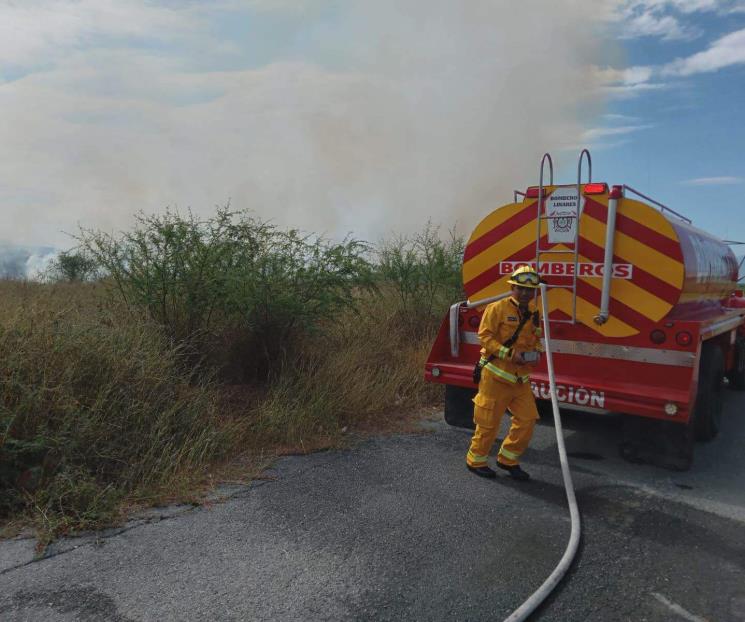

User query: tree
[47,250,100,282]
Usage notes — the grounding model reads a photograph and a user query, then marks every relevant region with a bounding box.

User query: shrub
[78,208,375,381]
[45,249,101,283]
[221,225,374,380]
[79,209,235,344]
[377,223,465,334]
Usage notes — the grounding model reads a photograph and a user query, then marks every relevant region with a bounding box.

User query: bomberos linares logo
[552,211,574,234]
[546,187,584,244]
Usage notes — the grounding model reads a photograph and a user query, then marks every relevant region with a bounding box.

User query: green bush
[45,249,101,283]
[79,208,375,381]
[79,209,235,344]
[377,223,465,333]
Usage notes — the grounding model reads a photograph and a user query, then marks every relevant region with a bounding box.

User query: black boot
[497,462,531,481]
[467,464,497,479]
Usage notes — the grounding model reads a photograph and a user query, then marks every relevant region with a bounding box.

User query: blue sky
[585,0,745,247]
[0,0,744,270]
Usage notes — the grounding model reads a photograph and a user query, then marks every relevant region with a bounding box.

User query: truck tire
[444,385,476,429]
[726,337,745,390]
[693,342,725,442]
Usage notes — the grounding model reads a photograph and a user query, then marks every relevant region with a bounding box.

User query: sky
[0,0,744,276]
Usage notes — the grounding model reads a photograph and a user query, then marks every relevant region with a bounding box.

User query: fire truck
[424,150,745,470]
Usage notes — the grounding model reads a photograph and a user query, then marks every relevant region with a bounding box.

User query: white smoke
[0,1,616,247]
[0,244,57,280]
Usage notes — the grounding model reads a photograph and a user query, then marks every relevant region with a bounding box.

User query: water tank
[462,185,738,338]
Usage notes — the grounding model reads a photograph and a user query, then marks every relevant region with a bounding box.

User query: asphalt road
[2,390,745,622]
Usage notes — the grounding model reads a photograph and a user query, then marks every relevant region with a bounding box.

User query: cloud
[614,1,732,18]
[577,123,653,150]
[634,0,720,13]
[0,1,196,70]
[680,176,744,186]
[591,64,668,97]
[661,28,745,76]
[594,65,655,87]
[599,81,669,98]
[601,113,640,121]
[0,0,615,247]
[594,26,745,97]
[619,11,698,40]
[609,0,707,41]
[608,0,745,41]
[581,124,654,141]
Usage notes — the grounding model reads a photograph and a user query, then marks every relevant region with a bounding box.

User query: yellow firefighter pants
[466,371,539,468]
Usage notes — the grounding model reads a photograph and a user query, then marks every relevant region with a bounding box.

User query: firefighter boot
[467,464,497,479]
[496,462,531,481]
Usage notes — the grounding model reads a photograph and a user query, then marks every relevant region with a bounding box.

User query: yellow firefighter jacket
[478,296,543,385]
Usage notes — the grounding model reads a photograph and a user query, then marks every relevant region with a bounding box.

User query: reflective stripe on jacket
[478,296,542,384]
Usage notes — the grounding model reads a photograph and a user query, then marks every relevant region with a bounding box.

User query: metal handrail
[466,291,511,309]
[514,190,526,202]
[448,292,512,357]
[623,185,692,224]
[573,149,592,322]
[535,153,554,276]
[577,149,592,187]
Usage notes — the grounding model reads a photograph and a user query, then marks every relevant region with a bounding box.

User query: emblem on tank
[552,211,573,233]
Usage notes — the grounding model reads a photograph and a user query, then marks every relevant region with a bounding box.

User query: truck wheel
[693,342,725,442]
[444,385,476,429]
[726,338,745,391]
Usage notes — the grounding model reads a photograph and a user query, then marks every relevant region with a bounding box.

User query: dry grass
[251,292,441,443]
[0,280,443,546]
[0,281,242,543]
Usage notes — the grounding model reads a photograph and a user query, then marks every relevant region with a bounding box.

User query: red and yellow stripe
[463,187,686,338]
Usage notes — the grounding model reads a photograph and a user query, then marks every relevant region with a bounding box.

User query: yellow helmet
[507,265,541,288]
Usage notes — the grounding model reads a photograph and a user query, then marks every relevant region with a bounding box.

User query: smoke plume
[0,244,57,280]
[0,1,615,248]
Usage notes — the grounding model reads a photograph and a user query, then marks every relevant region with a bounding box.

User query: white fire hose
[502,283,581,622]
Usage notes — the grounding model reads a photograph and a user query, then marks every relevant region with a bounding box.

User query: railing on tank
[623,185,692,224]
[726,241,745,282]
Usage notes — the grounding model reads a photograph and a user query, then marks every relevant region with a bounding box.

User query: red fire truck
[424,151,745,470]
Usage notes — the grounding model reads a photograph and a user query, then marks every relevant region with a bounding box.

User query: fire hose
[502,283,581,622]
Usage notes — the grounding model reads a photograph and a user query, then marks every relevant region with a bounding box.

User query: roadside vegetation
[0,209,464,545]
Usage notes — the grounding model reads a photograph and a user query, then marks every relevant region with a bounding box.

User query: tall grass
[0,281,237,538]
[1,213,464,542]
[252,292,442,447]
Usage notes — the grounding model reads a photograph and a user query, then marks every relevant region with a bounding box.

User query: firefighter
[466,265,543,481]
